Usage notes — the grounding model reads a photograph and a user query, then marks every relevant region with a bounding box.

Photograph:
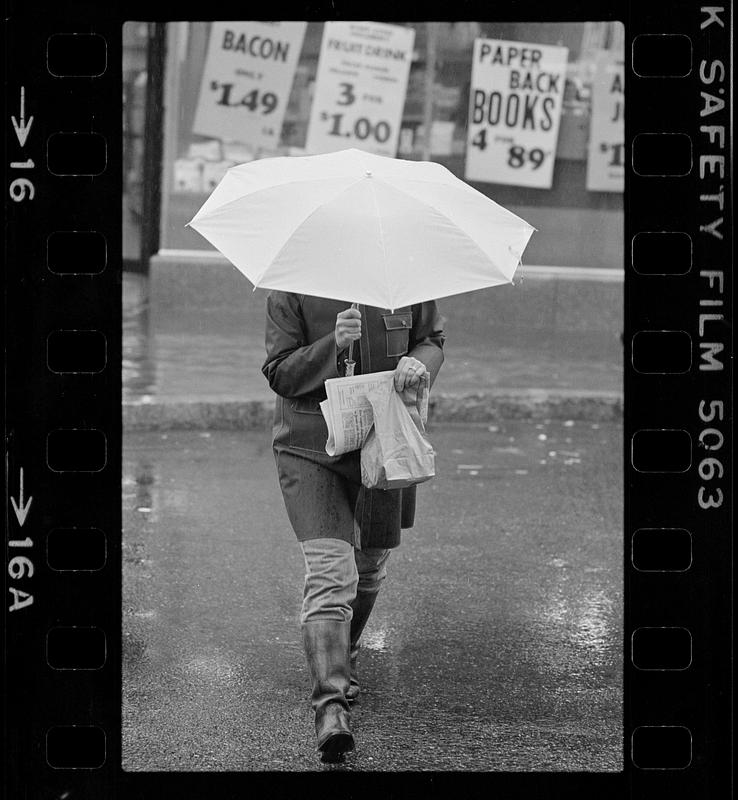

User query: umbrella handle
[344,302,359,377]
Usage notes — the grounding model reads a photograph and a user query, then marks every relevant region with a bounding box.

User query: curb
[124,390,623,431]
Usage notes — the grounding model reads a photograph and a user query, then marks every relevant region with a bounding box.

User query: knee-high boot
[346,590,379,702]
[301,619,355,761]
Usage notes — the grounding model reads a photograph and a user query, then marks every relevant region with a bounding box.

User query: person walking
[262,291,444,762]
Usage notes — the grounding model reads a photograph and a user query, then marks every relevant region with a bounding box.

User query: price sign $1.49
[192,21,307,151]
[208,80,279,116]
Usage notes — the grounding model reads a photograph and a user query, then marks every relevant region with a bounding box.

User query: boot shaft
[301,619,354,756]
[302,619,351,711]
[349,589,380,654]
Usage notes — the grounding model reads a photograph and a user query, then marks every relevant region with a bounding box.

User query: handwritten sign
[192,21,306,151]
[306,21,415,157]
[465,39,568,188]
[586,49,624,192]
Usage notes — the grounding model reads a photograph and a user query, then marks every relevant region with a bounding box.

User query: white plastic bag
[360,373,435,490]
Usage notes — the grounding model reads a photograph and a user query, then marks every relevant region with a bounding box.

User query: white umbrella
[188,147,535,312]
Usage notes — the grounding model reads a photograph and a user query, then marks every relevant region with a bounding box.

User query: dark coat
[262,291,445,549]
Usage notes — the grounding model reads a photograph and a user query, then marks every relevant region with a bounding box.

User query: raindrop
[488,425,499,432]
[538,433,547,441]
[200,432,211,438]
[564,420,575,427]
[137,507,152,513]
[548,451,557,457]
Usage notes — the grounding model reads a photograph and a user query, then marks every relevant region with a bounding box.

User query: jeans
[300,538,391,624]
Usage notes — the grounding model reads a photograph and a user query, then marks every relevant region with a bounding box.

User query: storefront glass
[128,20,624,268]
[122,21,151,263]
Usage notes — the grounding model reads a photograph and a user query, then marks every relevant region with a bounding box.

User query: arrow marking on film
[11,87,34,148]
[10,467,33,527]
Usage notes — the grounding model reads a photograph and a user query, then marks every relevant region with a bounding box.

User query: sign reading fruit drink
[306,21,415,157]
[192,21,307,151]
[465,39,568,188]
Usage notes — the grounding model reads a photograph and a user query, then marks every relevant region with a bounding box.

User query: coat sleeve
[408,301,445,388]
[262,291,341,398]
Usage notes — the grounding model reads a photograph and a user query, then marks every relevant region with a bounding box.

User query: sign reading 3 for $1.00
[465,39,568,188]
[306,22,415,157]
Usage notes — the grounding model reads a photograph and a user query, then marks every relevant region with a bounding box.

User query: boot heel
[316,702,354,754]
[320,733,355,763]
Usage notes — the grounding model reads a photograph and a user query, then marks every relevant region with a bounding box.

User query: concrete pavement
[123,420,623,771]
[123,272,623,429]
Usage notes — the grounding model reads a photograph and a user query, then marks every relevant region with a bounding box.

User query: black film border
[4,1,732,798]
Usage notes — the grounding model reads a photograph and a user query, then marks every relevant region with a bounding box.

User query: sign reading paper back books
[586,50,624,192]
[306,21,415,157]
[465,39,569,188]
[192,21,307,151]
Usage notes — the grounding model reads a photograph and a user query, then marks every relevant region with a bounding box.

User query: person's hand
[393,356,428,392]
[335,306,361,350]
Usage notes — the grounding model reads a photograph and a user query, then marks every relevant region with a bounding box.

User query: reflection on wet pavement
[123,272,623,403]
[123,273,156,399]
[123,420,623,771]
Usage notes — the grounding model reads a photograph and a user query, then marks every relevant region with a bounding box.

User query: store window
[131,20,623,268]
[122,22,152,264]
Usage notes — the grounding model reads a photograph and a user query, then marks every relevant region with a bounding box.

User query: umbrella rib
[251,175,368,288]
[367,179,392,311]
[386,185,534,278]
[394,182,535,230]
[191,175,366,224]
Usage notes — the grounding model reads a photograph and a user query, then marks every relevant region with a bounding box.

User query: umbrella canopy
[188,148,535,311]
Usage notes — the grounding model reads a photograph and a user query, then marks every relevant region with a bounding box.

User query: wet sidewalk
[123,272,623,428]
[123,421,623,771]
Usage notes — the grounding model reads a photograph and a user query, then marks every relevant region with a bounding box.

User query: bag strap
[402,375,429,431]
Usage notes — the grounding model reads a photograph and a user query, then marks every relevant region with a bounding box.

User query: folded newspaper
[320,370,429,457]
